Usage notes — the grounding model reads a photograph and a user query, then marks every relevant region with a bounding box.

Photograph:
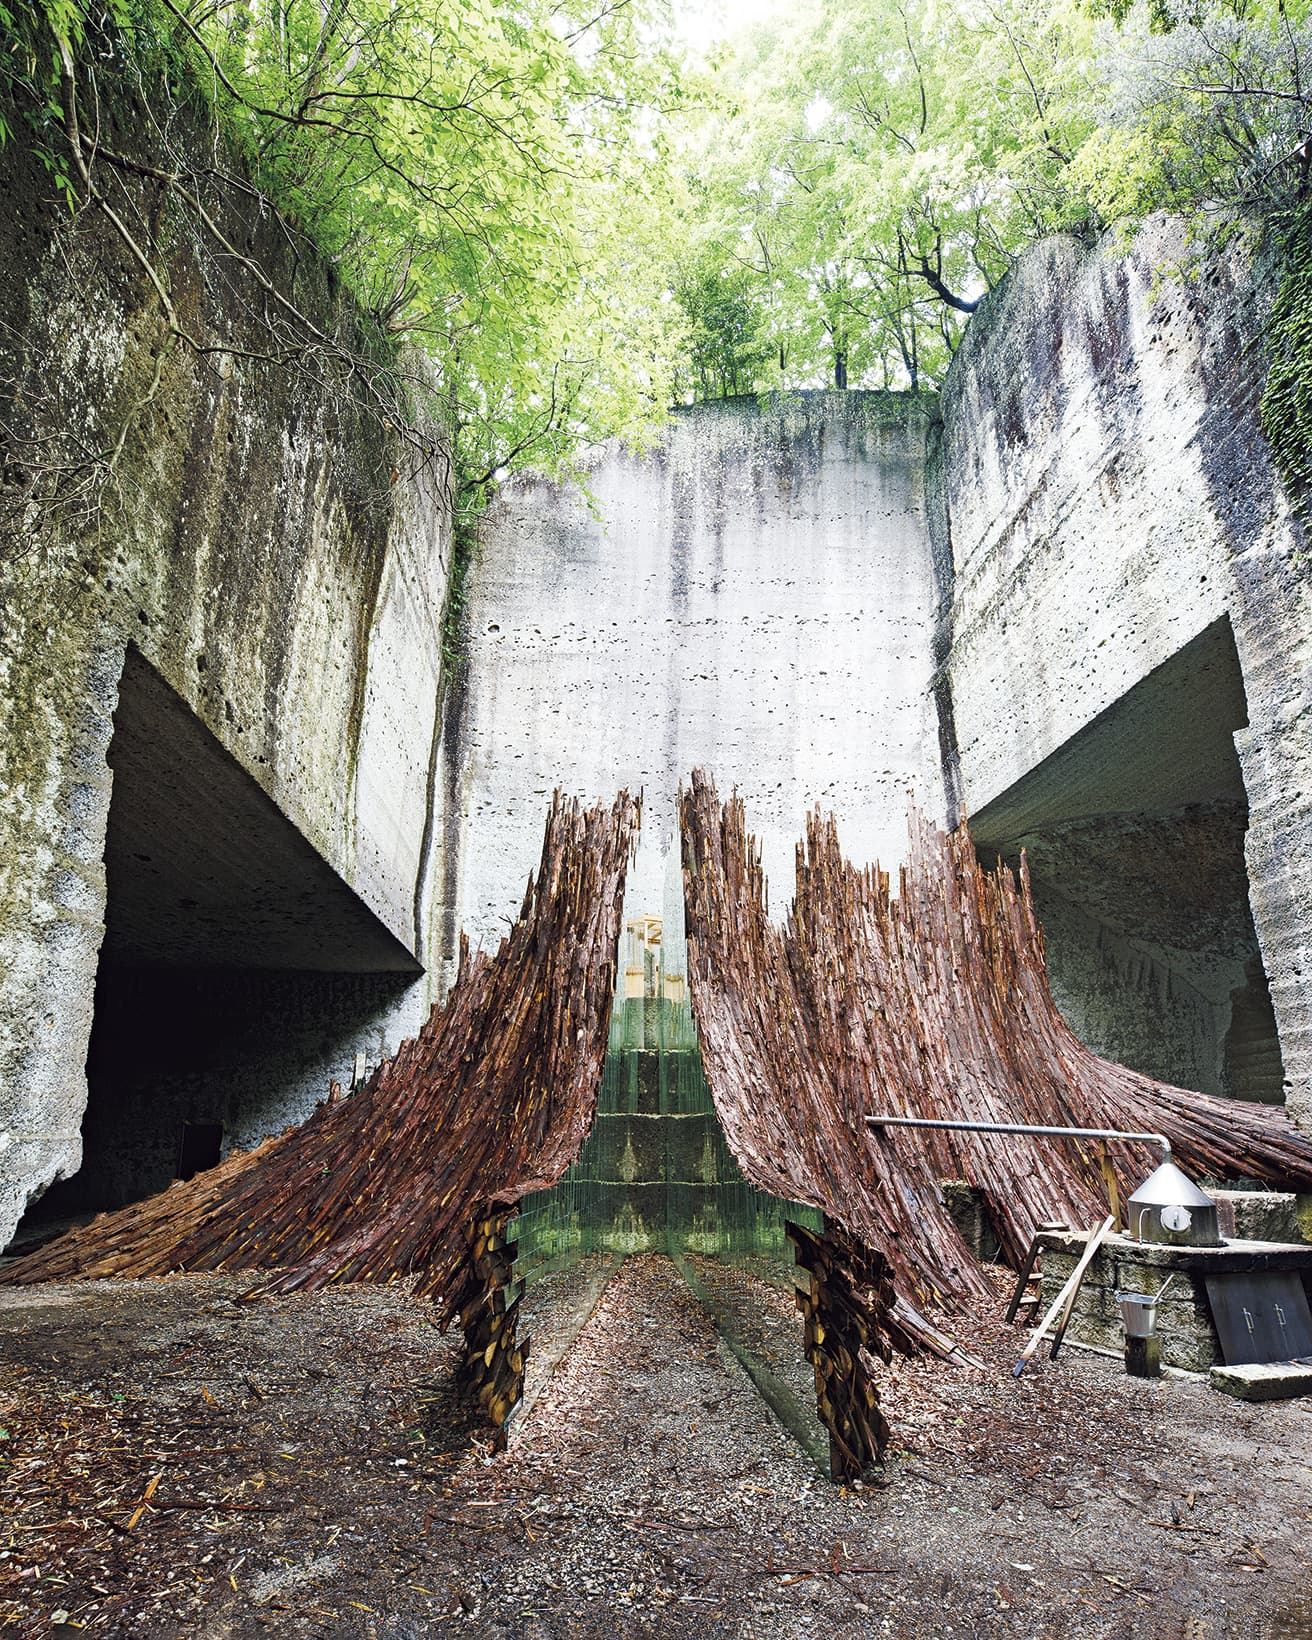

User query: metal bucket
[1117,1290,1159,1340]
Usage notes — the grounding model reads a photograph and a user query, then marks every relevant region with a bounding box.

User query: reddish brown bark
[680,772,1312,1333]
[4,792,640,1316]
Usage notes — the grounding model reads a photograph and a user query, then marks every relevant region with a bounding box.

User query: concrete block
[941,1180,1001,1261]
[585,1113,665,1183]
[1212,1189,1312,1246]
[632,1051,660,1114]
[1209,1360,1312,1401]
[664,1114,726,1184]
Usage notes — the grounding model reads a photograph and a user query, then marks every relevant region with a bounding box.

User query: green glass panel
[517,962,819,1281]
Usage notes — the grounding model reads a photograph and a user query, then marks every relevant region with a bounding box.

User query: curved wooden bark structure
[4,791,640,1319]
[13,772,1312,1472]
[679,771,1312,1328]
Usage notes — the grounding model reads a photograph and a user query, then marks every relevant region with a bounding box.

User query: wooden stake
[1012,1216,1113,1377]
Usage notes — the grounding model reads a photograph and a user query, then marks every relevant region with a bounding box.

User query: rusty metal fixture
[678,771,1312,1343]
[2,791,642,1326]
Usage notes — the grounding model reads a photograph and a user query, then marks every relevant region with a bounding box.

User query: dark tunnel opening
[971,617,1283,1103]
[15,648,423,1244]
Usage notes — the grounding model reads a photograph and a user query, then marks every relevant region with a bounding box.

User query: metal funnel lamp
[1125,1161,1221,1248]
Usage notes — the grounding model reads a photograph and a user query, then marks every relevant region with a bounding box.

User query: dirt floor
[2,1252,1311,1639]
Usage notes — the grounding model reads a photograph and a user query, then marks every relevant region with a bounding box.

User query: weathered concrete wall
[937,217,1312,1126]
[453,392,942,958]
[0,97,452,1244]
[460,254,1311,1129]
[1034,885,1225,1097]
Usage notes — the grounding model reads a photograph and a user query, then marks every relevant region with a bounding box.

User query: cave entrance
[176,1121,223,1182]
[16,648,422,1243]
[971,617,1283,1103]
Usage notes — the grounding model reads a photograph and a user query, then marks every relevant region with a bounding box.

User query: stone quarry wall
[936,216,1312,1124]
[0,97,452,1242]
[458,218,1312,1135]
[6,129,1311,1248]
[452,392,943,961]
[1032,888,1223,1097]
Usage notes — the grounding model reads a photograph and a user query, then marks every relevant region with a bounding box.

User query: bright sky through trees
[671,0,1312,402]
[4,0,1311,508]
[674,0,793,50]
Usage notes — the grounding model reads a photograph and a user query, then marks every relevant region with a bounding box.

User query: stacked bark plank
[14,767,1312,1468]
[2,792,641,1340]
[787,1220,892,1481]
[680,771,1312,1337]
[452,1204,528,1450]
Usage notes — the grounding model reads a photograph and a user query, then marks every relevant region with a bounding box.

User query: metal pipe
[864,1115,1171,1162]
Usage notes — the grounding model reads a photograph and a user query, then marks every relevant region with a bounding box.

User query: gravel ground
[677,1253,830,1455]
[2,1254,1311,1639]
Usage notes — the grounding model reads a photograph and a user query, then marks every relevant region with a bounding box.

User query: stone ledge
[1037,1230,1312,1372]
[1209,1189,1312,1246]
[1209,1360,1312,1402]
[1037,1229,1312,1275]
